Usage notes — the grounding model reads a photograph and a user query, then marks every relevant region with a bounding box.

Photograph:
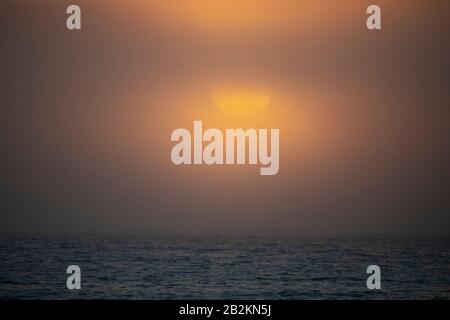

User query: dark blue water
[0,234,449,299]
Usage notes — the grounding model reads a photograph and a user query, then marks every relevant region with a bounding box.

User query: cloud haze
[1,1,449,234]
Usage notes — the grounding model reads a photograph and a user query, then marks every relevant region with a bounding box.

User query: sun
[211,87,273,117]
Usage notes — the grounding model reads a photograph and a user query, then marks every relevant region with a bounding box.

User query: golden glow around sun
[146,0,303,32]
[211,88,273,117]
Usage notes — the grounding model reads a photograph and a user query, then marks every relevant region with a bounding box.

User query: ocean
[0,234,449,299]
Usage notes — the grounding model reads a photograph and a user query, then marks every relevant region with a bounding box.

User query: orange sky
[0,0,449,234]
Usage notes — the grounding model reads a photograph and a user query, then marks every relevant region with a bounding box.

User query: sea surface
[0,234,449,299]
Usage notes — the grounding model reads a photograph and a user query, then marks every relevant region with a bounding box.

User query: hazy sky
[1,1,449,234]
